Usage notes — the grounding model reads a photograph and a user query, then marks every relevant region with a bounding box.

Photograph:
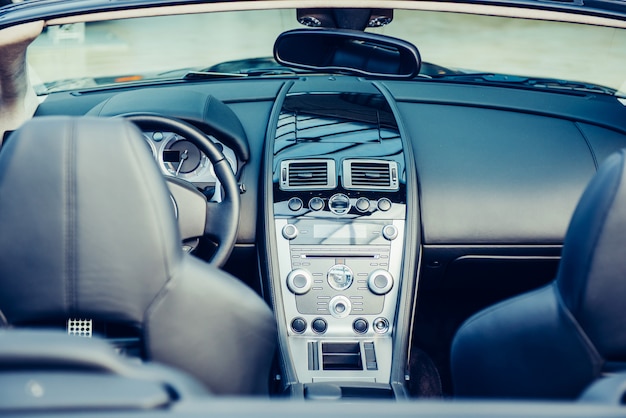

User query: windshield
[26,8,626,95]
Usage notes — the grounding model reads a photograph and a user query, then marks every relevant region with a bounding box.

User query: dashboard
[33,75,626,396]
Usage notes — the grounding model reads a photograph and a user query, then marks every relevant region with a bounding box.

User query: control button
[288,197,303,211]
[377,198,392,212]
[152,132,164,142]
[309,197,324,211]
[353,318,369,334]
[373,317,390,334]
[327,264,354,291]
[368,270,394,295]
[287,269,313,295]
[282,224,298,240]
[329,295,351,319]
[364,341,378,370]
[291,318,307,334]
[355,197,370,212]
[382,224,398,241]
[312,318,327,334]
[328,193,351,215]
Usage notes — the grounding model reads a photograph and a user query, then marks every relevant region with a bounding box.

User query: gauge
[160,136,209,178]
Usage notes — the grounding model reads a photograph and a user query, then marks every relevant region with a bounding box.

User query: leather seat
[451,149,626,399]
[0,328,211,408]
[0,116,276,395]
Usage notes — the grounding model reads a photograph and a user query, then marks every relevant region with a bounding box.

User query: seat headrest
[0,116,182,325]
[557,149,626,360]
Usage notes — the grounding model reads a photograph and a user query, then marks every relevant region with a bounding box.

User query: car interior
[0,0,625,416]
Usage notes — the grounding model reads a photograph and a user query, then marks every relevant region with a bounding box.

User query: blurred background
[19,7,626,93]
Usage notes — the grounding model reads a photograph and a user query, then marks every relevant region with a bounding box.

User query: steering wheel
[123,114,240,267]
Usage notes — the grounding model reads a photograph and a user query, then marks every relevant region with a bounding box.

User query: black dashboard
[33,75,626,395]
[36,77,626,247]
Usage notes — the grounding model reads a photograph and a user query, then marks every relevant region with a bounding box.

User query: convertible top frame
[0,0,625,30]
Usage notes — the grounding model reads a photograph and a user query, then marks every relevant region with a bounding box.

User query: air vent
[280,159,337,190]
[343,159,399,190]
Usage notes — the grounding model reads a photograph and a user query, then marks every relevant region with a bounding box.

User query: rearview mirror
[274,29,420,79]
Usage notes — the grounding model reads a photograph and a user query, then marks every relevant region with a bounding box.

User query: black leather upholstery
[0,329,209,401]
[451,149,626,399]
[0,116,276,395]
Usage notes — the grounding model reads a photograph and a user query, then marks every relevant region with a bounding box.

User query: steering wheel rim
[123,113,240,267]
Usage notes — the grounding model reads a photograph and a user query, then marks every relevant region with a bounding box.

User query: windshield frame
[3,0,626,30]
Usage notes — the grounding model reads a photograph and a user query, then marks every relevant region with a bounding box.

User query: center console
[262,84,417,398]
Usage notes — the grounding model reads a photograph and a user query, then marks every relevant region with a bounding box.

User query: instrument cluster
[142,130,238,200]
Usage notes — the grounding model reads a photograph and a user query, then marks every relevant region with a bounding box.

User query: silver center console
[266,91,409,390]
[274,209,405,383]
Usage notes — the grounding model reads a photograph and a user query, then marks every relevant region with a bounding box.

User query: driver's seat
[0,116,276,395]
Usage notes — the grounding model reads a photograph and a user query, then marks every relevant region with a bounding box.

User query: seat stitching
[65,119,77,314]
[574,151,625,312]
[553,283,604,378]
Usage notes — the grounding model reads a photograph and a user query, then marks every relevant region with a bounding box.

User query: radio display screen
[314,224,368,239]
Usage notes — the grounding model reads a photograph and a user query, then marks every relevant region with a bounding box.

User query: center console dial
[287,269,313,295]
[367,269,394,295]
[328,193,351,215]
[282,224,299,240]
[309,197,324,211]
[355,197,371,212]
[329,295,352,319]
[327,264,354,291]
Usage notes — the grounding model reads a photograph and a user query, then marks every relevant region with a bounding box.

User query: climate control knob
[367,269,394,295]
[355,197,370,212]
[288,197,303,211]
[287,269,313,295]
[309,197,324,211]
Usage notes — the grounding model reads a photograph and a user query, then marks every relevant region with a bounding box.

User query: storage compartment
[303,382,394,400]
[322,342,362,371]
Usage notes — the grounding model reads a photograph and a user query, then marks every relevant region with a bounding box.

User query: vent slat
[342,159,398,191]
[351,162,391,187]
[280,159,336,190]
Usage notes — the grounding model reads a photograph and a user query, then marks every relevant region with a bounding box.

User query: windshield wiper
[182,68,305,80]
[429,73,617,96]
[182,71,248,80]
